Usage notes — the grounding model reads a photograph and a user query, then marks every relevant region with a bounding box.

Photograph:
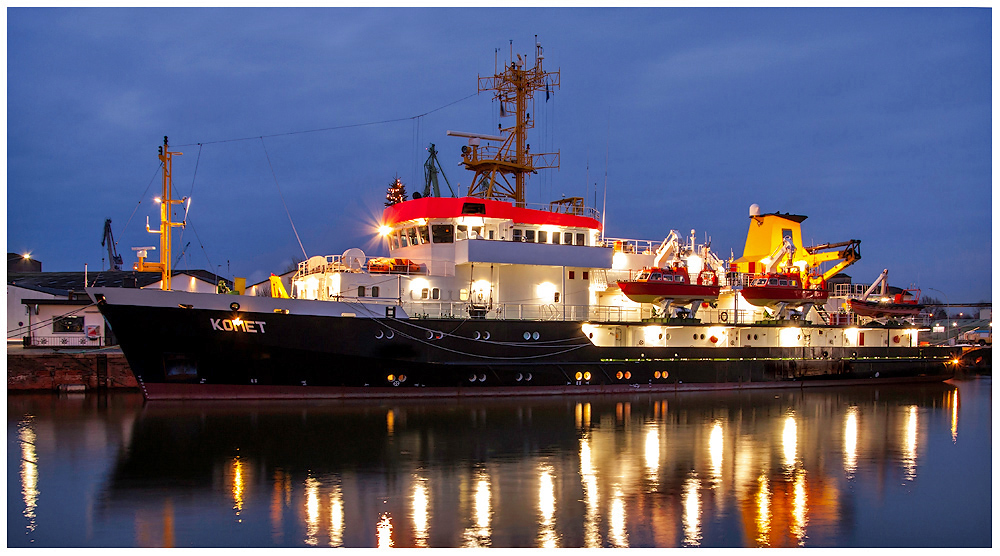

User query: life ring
[720,311,728,322]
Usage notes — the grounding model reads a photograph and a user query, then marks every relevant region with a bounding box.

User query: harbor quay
[7,344,137,392]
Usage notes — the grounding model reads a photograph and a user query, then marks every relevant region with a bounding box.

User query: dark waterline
[7,378,991,547]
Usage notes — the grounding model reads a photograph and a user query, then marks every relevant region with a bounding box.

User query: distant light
[22,253,30,260]
[154,197,162,203]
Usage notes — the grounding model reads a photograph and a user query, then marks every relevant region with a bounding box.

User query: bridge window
[552,232,560,244]
[456,225,468,240]
[461,202,486,215]
[432,224,454,243]
[431,287,440,300]
[371,286,380,297]
[565,232,573,245]
[525,230,536,242]
[575,233,585,246]
[358,286,366,297]
[406,228,418,246]
[418,226,430,244]
[538,230,548,243]
[769,278,779,285]
[513,228,523,242]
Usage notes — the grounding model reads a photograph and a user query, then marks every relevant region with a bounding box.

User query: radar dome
[749,204,760,216]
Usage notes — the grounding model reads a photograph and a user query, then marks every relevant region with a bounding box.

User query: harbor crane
[101,219,123,271]
[422,143,455,198]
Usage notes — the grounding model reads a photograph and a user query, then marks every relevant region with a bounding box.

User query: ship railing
[518,200,600,221]
[601,237,659,255]
[400,301,651,322]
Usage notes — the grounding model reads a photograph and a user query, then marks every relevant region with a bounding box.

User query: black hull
[95,296,958,400]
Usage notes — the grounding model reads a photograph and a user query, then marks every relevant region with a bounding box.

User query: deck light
[378,225,393,237]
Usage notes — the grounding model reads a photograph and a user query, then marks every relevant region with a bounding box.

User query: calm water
[7,378,992,547]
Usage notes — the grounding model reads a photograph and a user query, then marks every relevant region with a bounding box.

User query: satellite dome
[749,204,760,217]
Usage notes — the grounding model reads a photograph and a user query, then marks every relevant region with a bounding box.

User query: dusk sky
[6,8,992,305]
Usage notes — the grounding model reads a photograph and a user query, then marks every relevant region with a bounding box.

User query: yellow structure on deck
[733,206,861,288]
[134,136,187,291]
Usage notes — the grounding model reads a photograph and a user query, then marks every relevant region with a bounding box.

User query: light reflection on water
[6,379,992,547]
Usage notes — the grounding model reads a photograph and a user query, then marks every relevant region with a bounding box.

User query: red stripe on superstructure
[382,197,601,229]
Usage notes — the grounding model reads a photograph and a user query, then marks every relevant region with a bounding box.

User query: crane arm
[652,230,681,268]
[861,269,889,300]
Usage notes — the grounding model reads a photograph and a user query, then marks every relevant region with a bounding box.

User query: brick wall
[7,351,138,391]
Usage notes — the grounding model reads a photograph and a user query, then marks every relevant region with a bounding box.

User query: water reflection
[8,380,990,547]
[537,463,558,548]
[844,407,859,478]
[902,405,919,481]
[18,418,39,539]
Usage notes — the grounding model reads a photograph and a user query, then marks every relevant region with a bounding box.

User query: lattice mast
[460,39,560,207]
[135,136,187,290]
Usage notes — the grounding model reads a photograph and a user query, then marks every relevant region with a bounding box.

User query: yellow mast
[134,136,185,290]
[460,40,560,207]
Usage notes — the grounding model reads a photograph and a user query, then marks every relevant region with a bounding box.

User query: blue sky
[6,7,992,304]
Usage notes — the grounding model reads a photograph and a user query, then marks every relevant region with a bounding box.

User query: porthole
[624,371,631,379]
[469,374,477,382]
[525,373,532,381]
[376,330,384,339]
[386,331,394,339]
[575,371,583,381]
[659,333,663,340]
[747,334,752,340]
[583,371,591,381]
[524,331,531,340]
[616,371,623,380]
[399,375,406,382]
[693,333,699,340]
[589,332,594,339]
[662,371,669,379]
[483,331,490,340]
[700,334,705,340]
[516,373,523,382]
[474,331,481,340]
[654,371,661,379]
[532,331,540,340]
[427,331,435,340]
[478,374,486,382]
[665,333,670,340]
[754,334,758,340]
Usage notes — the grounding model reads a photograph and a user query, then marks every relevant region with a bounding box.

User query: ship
[88,42,958,400]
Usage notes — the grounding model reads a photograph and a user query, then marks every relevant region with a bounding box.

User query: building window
[53,315,84,333]
[583,271,589,280]
[371,286,380,297]
[576,233,585,246]
[569,271,576,279]
[538,230,548,243]
[358,286,366,297]
[432,224,454,243]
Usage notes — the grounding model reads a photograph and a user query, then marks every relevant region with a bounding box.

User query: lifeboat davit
[740,272,828,307]
[617,265,721,305]
[848,289,924,318]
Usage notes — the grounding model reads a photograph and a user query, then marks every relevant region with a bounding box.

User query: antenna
[601,109,610,242]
